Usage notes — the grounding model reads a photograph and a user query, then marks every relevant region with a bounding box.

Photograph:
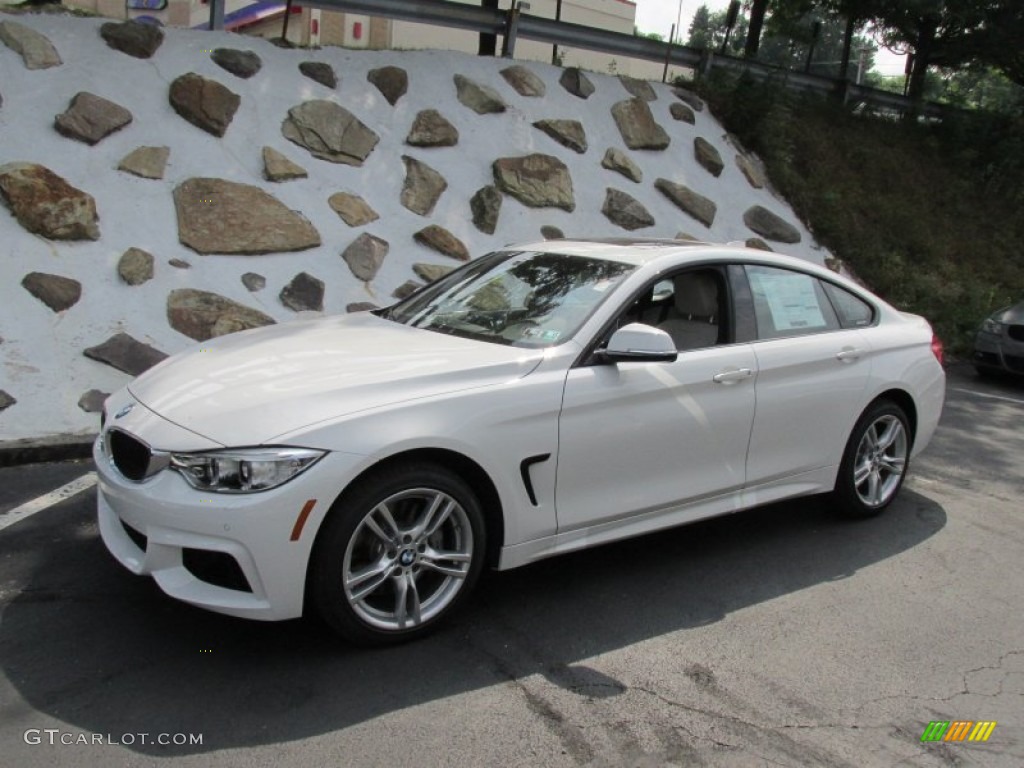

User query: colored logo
[921,721,996,743]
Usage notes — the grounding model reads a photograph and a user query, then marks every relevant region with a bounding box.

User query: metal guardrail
[207,0,949,118]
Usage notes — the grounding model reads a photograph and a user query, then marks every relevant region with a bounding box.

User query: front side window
[747,265,840,339]
[383,250,636,348]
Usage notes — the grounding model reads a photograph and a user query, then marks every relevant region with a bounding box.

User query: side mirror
[599,323,678,364]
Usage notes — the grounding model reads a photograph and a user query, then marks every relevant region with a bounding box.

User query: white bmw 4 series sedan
[95,240,946,644]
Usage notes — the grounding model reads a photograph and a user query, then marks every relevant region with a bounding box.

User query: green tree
[873,1,994,109]
[687,4,714,50]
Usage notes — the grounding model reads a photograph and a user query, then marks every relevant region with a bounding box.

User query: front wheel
[311,463,485,645]
[832,401,911,518]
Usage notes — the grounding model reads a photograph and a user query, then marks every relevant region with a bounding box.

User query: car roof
[511,238,827,273]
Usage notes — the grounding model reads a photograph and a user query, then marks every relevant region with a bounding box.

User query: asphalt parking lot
[0,364,1021,767]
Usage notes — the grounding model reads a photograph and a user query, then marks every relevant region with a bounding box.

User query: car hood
[992,301,1024,325]
[128,313,544,447]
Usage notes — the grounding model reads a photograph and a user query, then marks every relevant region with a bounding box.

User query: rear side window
[746,265,840,339]
[822,282,875,328]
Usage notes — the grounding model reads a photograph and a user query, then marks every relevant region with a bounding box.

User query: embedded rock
[22,272,81,312]
[174,178,320,254]
[400,156,447,216]
[84,333,168,375]
[78,389,109,413]
[299,61,337,89]
[673,88,704,112]
[414,263,456,283]
[0,20,62,69]
[675,231,699,241]
[501,65,545,97]
[117,146,169,179]
[168,258,191,269]
[694,137,724,177]
[470,185,502,235]
[611,99,670,150]
[241,272,266,292]
[347,302,378,313]
[169,73,240,138]
[619,75,656,101]
[602,188,655,231]
[280,272,324,312]
[342,233,389,282]
[0,391,16,412]
[746,237,773,251]
[282,100,379,166]
[670,102,695,124]
[559,68,594,99]
[541,225,564,240]
[262,146,307,181]
[329,192,379,227]
[414,225,469,261]
[167,289,275,342]
[211,48,261,79]
[0,163,99,241]
[492,154,574,212]
[655,178,716,228]
[736,153,766,189]
[601,148,642,183]
[454,74,506,114]
[533,119,587,154]
[393,281,422,299]
[54,92,132,145]
[744,205,801,243]
[368,66,408,105]
[99,20,162,59]
[406,110,458,148]
[118,247,154,286]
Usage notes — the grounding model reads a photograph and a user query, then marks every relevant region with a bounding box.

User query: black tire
[832,400,911,519]
[974,365,997,379]
[310,462,486,646]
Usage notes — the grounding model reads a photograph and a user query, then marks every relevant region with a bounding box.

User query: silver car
[973,300,1024,377]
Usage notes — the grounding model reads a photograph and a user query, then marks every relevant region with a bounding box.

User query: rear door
[743,265,873,486]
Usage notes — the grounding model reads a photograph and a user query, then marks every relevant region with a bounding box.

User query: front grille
[1004,354,1024,373]
[1008,325,1024,342]
[122,520,148,553]
[182,549,253,593]
[108,429,152,481]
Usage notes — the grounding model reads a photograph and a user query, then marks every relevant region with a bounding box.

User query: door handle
[713,367,753,384]
[835,347,864,362]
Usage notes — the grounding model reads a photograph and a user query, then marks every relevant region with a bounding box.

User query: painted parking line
[950,387,1024,406]
[0,473,97,534]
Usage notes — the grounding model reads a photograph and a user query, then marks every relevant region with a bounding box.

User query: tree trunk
[479,0,499,56]
[744,0,769,58]
[906,16,937,118]
[838,15,855,83]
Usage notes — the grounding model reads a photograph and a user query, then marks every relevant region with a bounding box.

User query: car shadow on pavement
[0,488,946,756]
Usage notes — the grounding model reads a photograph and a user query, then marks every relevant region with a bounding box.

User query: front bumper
[95,436,367,621]
[973,332,1024,374]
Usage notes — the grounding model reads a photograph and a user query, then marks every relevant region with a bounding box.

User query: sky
[633,0,908,77]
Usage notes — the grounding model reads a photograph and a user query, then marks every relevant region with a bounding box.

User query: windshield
[382,250,636,348]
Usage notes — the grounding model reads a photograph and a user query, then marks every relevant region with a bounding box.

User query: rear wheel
[311,463,485,645]
[833,401,911,518]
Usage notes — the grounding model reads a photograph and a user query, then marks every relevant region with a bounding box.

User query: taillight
[930,333,944,366]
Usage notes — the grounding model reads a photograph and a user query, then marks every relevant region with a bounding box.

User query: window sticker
[541,329,562,341]
[750,270,826,331]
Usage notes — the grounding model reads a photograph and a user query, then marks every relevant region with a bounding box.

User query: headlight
[980,318,1005,336]
[169,447,325,493]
